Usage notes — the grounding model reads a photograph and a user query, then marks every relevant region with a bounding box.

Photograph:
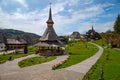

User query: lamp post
[99,68,104,80]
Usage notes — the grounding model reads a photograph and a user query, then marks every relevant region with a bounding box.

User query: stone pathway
[0,43,103,80]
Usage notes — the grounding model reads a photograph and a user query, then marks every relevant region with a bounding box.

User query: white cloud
[95,21,114,32]
[68,0,79,6]
[53,3,105,25]
[59,0,93,6]
[82,0,94,4]
[0,8,46,35]
[86,0,94,4]
[14,0,28,8]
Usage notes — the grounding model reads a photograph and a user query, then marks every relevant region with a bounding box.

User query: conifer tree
[114,14,120,34]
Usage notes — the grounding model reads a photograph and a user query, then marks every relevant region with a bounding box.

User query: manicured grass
[0,47,36,64]
[83,40,120,80]
[93,39,107,47]
[55,41,99,69]
[18,56,56,68]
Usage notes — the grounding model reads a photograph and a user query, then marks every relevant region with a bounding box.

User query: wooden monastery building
[0,32,27,53]
[35,4,64,56]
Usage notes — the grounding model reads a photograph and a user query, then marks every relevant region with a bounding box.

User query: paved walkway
[0,43,103,80]
[0,54,38,74]
[0,54,69,80]
[65,42,103,79]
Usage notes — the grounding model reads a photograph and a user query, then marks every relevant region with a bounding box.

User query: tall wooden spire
[46,3,54,24]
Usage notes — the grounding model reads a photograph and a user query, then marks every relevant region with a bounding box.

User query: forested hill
[0,29,41,44]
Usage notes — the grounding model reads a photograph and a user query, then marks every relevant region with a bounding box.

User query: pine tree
[114,14,120,34]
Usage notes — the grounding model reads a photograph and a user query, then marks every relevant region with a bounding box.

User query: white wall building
[0,43,6,51]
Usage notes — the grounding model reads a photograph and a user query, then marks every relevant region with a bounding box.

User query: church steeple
[39,3,60,41]
[35,3,63,50]
[46,3,54,24]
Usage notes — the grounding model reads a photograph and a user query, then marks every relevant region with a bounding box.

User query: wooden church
[86,26,102,41]
[35,4,64,56]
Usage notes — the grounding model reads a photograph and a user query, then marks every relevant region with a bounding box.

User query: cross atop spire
[50,2,52,8]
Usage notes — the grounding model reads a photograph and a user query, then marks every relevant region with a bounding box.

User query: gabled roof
[7,39,27,44]
[70,31,81,39]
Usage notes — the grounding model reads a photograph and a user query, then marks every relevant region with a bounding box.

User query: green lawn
[0,47,36,64]
[93,39,107,47]
[54,41,99,69]
[18,56,56,68]
[83,40,120,80]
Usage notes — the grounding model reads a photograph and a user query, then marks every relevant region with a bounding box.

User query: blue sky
[0,0,120,36]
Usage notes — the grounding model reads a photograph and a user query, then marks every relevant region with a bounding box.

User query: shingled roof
[7,39,27,44]
[70,31,81,39]
[40,26,58,41]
